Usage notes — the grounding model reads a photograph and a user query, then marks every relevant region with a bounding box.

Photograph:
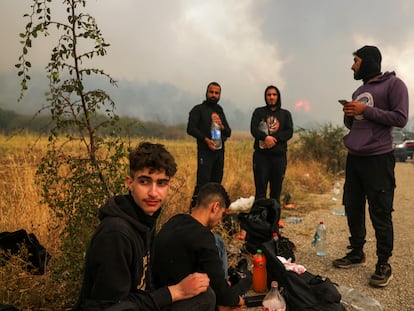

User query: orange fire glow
[294,100,311,113]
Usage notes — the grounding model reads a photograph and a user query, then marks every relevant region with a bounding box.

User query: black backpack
[0,229,51,274]
[237,198,296,261]
[238,198,280,254]
[261,240,345,311]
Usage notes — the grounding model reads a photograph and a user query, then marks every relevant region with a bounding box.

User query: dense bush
[290,123,348,176]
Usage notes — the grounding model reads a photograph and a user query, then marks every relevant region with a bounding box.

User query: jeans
[214,233,228,279]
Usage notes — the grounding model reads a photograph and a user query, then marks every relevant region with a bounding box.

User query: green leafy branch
[16,0,130,288]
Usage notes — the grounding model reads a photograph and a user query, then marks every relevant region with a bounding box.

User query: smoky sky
[1,0,413,129]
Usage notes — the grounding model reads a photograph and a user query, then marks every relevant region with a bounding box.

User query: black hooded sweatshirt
[152,214,250,307]
[187,100,232,152]
[250,88,293,155]
[74,194,172,310]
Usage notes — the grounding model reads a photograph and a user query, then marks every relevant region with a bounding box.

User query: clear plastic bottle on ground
[284,216,302,223]
[336,285,383,311]
[331,180,341,201]
[331,180,346,216]
[211,121,222,149]
[262,281,286,311]
[312,221,327,256]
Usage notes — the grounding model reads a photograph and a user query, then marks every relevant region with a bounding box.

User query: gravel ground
[240,161,414,311]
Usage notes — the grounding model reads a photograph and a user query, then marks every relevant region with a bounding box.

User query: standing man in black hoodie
[74,142,214,311]
[187,82,232,209]
[250,85,293,203]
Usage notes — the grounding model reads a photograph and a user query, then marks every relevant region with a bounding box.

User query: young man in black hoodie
[187,82,232,209]
[250,85,294,203]
[152,183,251,310]
[74,142,214,311]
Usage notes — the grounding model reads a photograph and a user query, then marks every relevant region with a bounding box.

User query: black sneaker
[369,263,393,287]
[332,251,366,268]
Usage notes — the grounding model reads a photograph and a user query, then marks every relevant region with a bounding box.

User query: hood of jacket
[354,45,382,83]
[369,70,396,83]
[98,194,160,234]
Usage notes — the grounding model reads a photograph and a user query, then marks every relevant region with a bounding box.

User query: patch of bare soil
[239,161,414,310]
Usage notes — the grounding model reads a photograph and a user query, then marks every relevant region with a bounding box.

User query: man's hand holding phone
[340,99,366,116]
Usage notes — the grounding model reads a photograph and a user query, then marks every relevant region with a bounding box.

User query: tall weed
[0,133,340,309]
[290,123,347,176]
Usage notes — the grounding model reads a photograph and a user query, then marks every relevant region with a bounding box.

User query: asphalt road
[242,160,414,310]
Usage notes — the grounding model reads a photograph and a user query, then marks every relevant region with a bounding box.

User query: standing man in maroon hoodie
[333,46,409,288]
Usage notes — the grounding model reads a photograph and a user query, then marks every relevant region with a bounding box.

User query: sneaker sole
[369,274,393,287]
[333,261,366,269]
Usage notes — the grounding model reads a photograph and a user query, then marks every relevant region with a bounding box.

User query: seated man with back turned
[153,182,251,310]
[74,142,214,311]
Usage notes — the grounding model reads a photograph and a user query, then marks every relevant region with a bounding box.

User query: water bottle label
[212,129,221,139]
[312,232,319,246]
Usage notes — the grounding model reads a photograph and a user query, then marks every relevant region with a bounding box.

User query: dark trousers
[191,149,224,208]
[168,287,216,311]
[343,152,395,264]
[253,151,287,203]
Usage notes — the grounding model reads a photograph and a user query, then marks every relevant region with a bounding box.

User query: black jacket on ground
[187,100,231,152]
[74,194,172,310]
[152,214,246,307]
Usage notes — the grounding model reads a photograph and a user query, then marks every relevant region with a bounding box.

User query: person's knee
[193,287,216,311]
[170,287,216,311]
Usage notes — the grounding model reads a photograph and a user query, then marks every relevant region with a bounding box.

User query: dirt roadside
[242,161,414,310]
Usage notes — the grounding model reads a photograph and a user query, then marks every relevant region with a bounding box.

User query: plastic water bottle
[284,217,302,224]
[252,249,267,293]
[312,221,327,256]
[331,180,346,216]
[262,281,286,311]
[336,285,383,311]
[331,180,341,202]
[211,121,222,149]
[258,120,269,149]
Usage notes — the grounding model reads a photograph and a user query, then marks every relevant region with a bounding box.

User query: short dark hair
[196,182,230,209]
[129,142,177,178]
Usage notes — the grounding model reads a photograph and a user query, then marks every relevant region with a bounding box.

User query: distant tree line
[0,108,187,139]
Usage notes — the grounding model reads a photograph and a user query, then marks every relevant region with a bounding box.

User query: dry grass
[0,133,336,310]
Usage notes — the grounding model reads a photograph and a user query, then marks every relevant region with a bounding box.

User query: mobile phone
[338,99,348,105]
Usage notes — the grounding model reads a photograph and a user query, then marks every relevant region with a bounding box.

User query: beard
[354,59,381,81]
[206,97,219,105]
[353,69,362,81]
[267,102,277,109]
